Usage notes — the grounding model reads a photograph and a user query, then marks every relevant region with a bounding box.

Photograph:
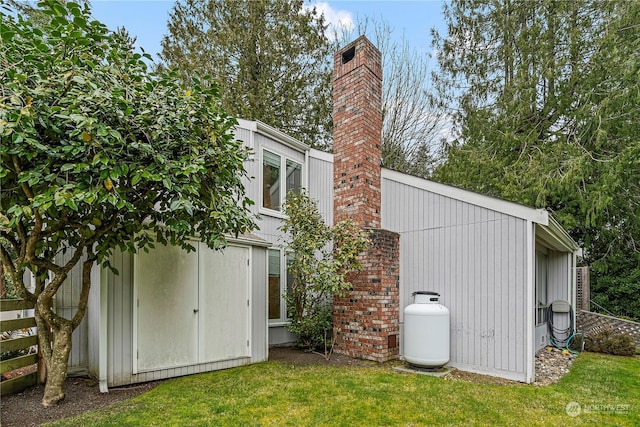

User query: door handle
[193,309,199,313]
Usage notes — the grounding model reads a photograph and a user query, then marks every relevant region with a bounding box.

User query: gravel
[534,345,577,386]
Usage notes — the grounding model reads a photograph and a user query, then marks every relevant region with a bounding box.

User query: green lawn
[48,352,639,426]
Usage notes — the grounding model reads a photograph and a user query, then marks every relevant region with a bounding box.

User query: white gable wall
[381,172,533,382]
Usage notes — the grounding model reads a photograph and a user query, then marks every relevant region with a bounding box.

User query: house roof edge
[236,119,309,152]
[381,168,549,224]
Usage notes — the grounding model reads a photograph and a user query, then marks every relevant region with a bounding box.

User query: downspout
[571,251,577,329]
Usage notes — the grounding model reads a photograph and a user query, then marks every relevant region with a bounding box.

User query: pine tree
[161,0,333,149]
[432,0,640,319]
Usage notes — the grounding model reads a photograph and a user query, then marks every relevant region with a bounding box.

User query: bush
[280,191,370,356]
[584,329,636,356]
[287,303,333,352]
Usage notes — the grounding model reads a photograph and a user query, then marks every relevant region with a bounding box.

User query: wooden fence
[1,299,39,396]
[576,266,590,311]
[577,310,640,350]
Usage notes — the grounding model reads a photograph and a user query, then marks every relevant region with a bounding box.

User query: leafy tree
[431,0,639,318]
[0,0,255,406]
[160,0,333,149]
[280,191,369,356]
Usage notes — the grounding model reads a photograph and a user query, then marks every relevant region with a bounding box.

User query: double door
[134,242,250,373]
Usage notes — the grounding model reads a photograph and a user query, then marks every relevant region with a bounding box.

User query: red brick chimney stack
[332,36,383,229]
[332,36,400,362]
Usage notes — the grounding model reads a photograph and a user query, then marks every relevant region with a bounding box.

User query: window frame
[260,148,303,217]
[535,250,549,326]
[267,248,293,326]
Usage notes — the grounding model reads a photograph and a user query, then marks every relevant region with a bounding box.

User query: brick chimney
[333,36,382,228]
[332,36,400,362]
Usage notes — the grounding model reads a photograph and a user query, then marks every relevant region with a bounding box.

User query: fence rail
[1,298,39,396]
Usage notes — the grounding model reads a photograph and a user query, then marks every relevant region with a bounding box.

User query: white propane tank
[403,291,450,368]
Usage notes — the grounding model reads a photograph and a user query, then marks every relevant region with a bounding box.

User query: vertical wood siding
[251,247,268,361]
[382,177,530,381]
[546,251,571,333]
[54,250,88,372]
[107,249,134,386]
[308,154,334,226]
[87,263,100,378]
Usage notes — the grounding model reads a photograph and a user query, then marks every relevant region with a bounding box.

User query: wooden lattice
[577,310,640,349]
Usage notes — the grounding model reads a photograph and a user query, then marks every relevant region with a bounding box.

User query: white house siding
[381,176,531,381]
[54,250,89,373]
[308,150,334,226]
[96,243,268,388]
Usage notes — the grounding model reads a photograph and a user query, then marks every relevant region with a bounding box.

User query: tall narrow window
[286,160,302,195]
[268,249,281,320]
[285,253,294,318]
[263,151,281,210]
[262,149,303,213]
[536,251,548,325]
[268,249,294,323]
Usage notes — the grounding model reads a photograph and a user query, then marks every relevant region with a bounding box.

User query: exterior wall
[309,150,334,226]
[101,244,268,387]
[54,250,89,373]
[236,124,310,347]
[535,249,573,350]
[87,262,101,380]
[381,176,531,381]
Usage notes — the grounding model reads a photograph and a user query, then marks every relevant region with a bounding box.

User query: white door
[134,242,251,373]
[135,242,199,372]
[198,244,250,362]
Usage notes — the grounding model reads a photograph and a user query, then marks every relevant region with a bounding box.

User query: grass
[47,352,639,426]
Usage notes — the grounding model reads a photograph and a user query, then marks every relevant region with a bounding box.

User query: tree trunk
[41,323,73,406]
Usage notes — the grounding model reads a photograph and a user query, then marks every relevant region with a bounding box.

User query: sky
[89,0,448,63]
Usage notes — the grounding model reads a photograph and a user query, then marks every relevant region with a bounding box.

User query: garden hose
[547,304,577,352]
[565,332,585,354]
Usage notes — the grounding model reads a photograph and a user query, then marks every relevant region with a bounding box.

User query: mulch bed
[1,346,574,426]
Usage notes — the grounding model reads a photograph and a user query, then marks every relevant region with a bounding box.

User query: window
[536,251,548,325]
[268,249,294,323]
[262,149,302,212]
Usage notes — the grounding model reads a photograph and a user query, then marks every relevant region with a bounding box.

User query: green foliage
[161,0,333,149]
[0,0,254,404]
[1,0,255,271]
[591,263,640,321]
[584,329,636,357]
[431,0,640,316]
[280,191,370,353]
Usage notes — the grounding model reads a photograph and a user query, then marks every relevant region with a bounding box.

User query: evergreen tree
[432,0,639,319]
[161,0,333,149]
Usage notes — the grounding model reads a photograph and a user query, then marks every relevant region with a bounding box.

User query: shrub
[280,191,370,356]
[584,329,636,356]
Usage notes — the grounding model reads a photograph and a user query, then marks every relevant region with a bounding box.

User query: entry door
[135,242,199,372]
[198,245,250,362]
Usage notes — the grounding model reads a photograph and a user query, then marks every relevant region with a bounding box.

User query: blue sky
[90,1,447,63]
